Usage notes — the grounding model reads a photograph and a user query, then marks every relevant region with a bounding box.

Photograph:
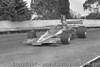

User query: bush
[86,13,100,19]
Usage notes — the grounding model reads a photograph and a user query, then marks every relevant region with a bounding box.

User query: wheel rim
[85,32,87,36]
[68,37,71,42]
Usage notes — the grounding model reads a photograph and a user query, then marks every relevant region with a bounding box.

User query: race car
[23,20,87,45]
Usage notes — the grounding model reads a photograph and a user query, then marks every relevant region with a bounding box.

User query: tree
[83,0,100,19]
[58,0,71,20]
[58,0,70,15]
[32,0,71,19]
[0,0,32,22]
[83,0,100,13]
[70,9,81,19]
[32,0,60,19]
[81,16,86,19]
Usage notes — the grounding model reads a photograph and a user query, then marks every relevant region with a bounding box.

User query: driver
[48,25,62,34]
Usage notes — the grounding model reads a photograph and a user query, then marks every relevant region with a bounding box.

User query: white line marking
[80,55,100,67]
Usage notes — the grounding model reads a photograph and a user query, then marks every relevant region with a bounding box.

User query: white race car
[23,21,87,45]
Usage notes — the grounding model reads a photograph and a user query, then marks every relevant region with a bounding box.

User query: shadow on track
[24,43,59,47]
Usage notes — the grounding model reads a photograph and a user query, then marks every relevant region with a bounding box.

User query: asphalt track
[0,29,100,67]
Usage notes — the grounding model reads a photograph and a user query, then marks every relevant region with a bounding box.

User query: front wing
[23,38,61,45]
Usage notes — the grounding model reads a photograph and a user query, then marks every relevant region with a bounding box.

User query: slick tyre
[27,30,37,39]
[70,28,76,40]
[60,31,71,44]
[76,26,87,38]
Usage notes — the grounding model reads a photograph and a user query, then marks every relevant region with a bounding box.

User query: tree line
[0,0,100,22]
[82,0,100,19]
[32,0,100,19]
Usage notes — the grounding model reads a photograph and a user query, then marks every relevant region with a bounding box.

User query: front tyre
[60,31,71,44]
[27,30,37,39]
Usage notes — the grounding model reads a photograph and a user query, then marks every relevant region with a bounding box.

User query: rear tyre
[76,26,87,38]
[70,28,76,40]
[27,30,37,39]
[60,31,71,44]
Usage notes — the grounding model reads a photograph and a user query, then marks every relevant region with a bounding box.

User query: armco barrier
[83,20,100,27]
[1,19,100,28]
[0,19,100,33]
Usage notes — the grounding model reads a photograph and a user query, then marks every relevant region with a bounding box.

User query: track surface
[0,30,100,67]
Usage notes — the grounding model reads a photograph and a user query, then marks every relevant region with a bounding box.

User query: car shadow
[25,43,59,47]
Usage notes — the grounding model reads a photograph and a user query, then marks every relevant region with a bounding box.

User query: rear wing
[67,20,83,24]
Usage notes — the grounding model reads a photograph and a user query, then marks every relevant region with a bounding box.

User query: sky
[69,0,90,16]
[24,0,90,16]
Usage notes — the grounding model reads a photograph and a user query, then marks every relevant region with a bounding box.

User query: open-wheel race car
[23,20,87,45]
